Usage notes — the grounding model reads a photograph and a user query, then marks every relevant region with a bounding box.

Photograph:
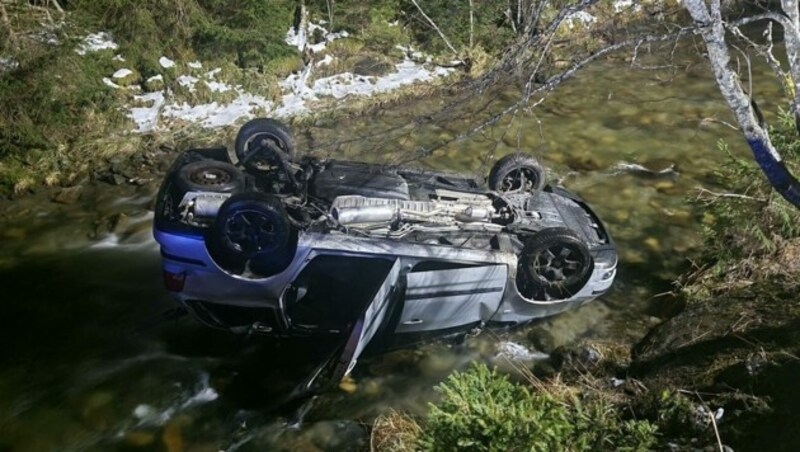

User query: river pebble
[125,430,156,447]
[338,377,357,394]
[644,237,661,252]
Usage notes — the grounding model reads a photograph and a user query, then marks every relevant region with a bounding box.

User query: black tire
[176,160,245,193]
[488,153,546,193]
[235,118,296,172]
[517,227,593,300]
[207,193,297,277]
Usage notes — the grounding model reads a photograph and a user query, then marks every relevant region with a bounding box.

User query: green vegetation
[0,0,533,194]
[372,363,658,452]
[684,109,800,298]
[72,0,297,72]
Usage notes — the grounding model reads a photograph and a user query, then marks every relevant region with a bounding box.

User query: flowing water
[0,47,782,450]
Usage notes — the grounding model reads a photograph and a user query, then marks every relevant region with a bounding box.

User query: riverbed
[0,45,780,450]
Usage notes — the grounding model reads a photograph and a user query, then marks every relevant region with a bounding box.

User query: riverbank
[370,115,800,450]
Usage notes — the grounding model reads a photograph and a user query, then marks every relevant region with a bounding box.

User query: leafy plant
[418,363,657,451]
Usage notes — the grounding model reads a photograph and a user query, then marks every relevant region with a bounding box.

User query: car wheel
[176,160,245,193]
[207,193,297,277]
[488,153,546,193]
[517,227,593,299]
[235,118,296,172]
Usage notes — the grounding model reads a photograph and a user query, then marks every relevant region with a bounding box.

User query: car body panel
[399,265,507,333]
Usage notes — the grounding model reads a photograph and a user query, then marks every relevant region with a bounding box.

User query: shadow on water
[0,249,349,450]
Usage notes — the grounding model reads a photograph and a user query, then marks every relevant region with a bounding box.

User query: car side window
[286,255,394,330]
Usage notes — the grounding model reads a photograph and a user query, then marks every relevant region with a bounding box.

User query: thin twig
[695,187,768,203]
[409,0,459,56]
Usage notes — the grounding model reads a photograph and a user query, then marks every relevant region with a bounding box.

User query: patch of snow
[308,30,349,54]
[76,32,118,55]
[147,75,163,83]
[188,61,202,69]
[316,54,334,67]
[112,68,133,79]
[286,21,349,53]
[163,93,273,129]
[0,57,19,73]
[316,59,452,100]
[102,78,121,89]
[613,0,641,12]
[177,74,200,91]
[129,91,166,133]
[204,81,232,93]
[113,54,125,62]
[564,11,597,30]
[121,42,452,132]
[159,56,176,69]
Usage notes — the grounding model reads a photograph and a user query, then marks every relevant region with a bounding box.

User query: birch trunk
[684,0,800,206]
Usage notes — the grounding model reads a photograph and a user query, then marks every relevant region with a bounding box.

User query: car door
[397,264,508,333]
[295,257,401,393]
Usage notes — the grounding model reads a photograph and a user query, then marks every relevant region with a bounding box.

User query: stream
[0,46,781,450]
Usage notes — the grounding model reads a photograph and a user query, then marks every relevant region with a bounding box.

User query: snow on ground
[564,11,597,29]
[112,68,133,79]
[80,23,453,133]
[0,57,19,73]
[159,56,176,69]
[285,20,349,53]
[613,0,642,12]
[76,32,118,55]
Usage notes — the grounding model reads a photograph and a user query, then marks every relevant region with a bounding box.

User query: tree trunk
[684,0,800,206]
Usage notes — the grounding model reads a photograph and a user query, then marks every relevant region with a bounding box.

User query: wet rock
[125,430,156,447]
[526,302,611,352]
[111,174,128,186]
[52,186,83,205]
[338,377,357,394]
[418,351,458,377]
[2,227,27,241]
[644,237,661,253]
[80,391,115,430]
[367,350,419,376]
[162,416,189,452]
[550,340,630,375]
[565,155,603,171]
[302,420,368,452]
[654,181,680,195]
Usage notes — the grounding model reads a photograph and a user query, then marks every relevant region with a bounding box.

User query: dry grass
[370,410,422,452]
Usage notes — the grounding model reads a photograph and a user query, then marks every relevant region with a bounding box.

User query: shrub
[418,363,657,452]
[693,109,800,271]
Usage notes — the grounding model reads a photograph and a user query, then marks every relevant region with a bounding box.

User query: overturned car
[153,118,617,386]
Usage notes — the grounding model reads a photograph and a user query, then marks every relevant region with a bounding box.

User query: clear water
[0,48,781,450]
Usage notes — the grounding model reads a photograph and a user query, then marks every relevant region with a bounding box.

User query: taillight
[163,271,186,292]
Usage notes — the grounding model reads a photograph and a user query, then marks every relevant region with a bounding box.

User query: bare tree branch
[409,0,460,56]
